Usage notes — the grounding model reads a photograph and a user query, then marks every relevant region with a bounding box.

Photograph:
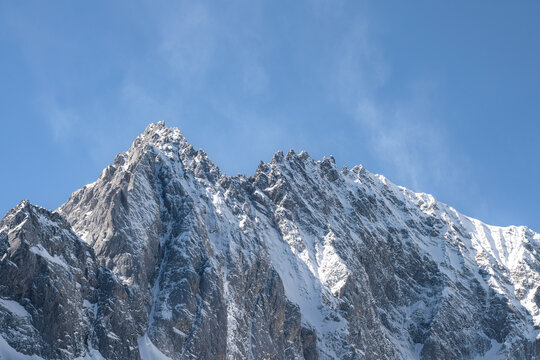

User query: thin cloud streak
[158,2,215,90]
[5,0,460,194]
[331,18,461,192]
[37,94,80,142]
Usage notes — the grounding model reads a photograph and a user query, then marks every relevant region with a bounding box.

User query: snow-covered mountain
[1,122,540,359]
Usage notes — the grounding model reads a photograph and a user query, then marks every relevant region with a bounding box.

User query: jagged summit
[134,121,187,150]
[8,199,47,216]
[1,199,71,235]
[1,122,540,359]
[0,199,36,225]
[124,122,350,183]
[113,123,389,203]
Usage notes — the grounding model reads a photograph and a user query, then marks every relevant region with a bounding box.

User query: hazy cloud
[38,95,80,142]
[4,1,458,190]
[159,2,216,89]
[331,18,458,191]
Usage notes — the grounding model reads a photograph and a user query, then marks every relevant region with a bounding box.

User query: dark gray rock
[1,122,540,359]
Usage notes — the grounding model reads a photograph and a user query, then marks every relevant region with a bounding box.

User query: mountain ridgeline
[1,122,539,359]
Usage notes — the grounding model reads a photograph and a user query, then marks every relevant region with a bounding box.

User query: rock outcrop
[1,122,539,359]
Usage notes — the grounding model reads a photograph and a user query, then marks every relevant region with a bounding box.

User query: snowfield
[1,122,539,359]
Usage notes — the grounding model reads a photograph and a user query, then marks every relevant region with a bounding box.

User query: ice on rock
[0,122,539,359]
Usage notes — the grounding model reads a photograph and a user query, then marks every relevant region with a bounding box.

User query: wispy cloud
[354,85,450,189]
[331,17,459,191]
[158,1,216,90]
[152,0,268,96]
[37,94,80,142]
[2,0,461,192]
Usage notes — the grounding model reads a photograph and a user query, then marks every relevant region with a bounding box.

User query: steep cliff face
[0,201,145,360]
[1,122,539,359]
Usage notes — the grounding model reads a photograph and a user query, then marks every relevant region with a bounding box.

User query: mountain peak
[134,121,187,150]
[3,199,52,222]
[4,122,540,360]
[143,120,166,132]
[14,199,32,213]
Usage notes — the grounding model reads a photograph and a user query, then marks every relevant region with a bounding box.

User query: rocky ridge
[1,122,540,359]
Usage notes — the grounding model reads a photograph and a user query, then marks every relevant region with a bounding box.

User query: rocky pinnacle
[1,122,540,359]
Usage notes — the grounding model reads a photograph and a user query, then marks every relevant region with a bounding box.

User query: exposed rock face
[1,122,540,359]
[0,201,143,359]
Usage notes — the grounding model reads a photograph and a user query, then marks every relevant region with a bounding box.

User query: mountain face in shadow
[1,122,539,359]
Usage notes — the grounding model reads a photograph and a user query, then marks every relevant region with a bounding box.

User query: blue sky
[1,1,539,230]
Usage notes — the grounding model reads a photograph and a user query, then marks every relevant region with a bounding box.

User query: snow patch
[29,245,69,269]
[74,348,107,360]
[0,299,30,318]
[0,335,43,359]
[138,334,172,360]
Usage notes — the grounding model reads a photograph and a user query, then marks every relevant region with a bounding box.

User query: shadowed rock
[1,122,540,359]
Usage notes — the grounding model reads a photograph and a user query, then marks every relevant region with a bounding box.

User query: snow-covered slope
[1,122,539,359]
